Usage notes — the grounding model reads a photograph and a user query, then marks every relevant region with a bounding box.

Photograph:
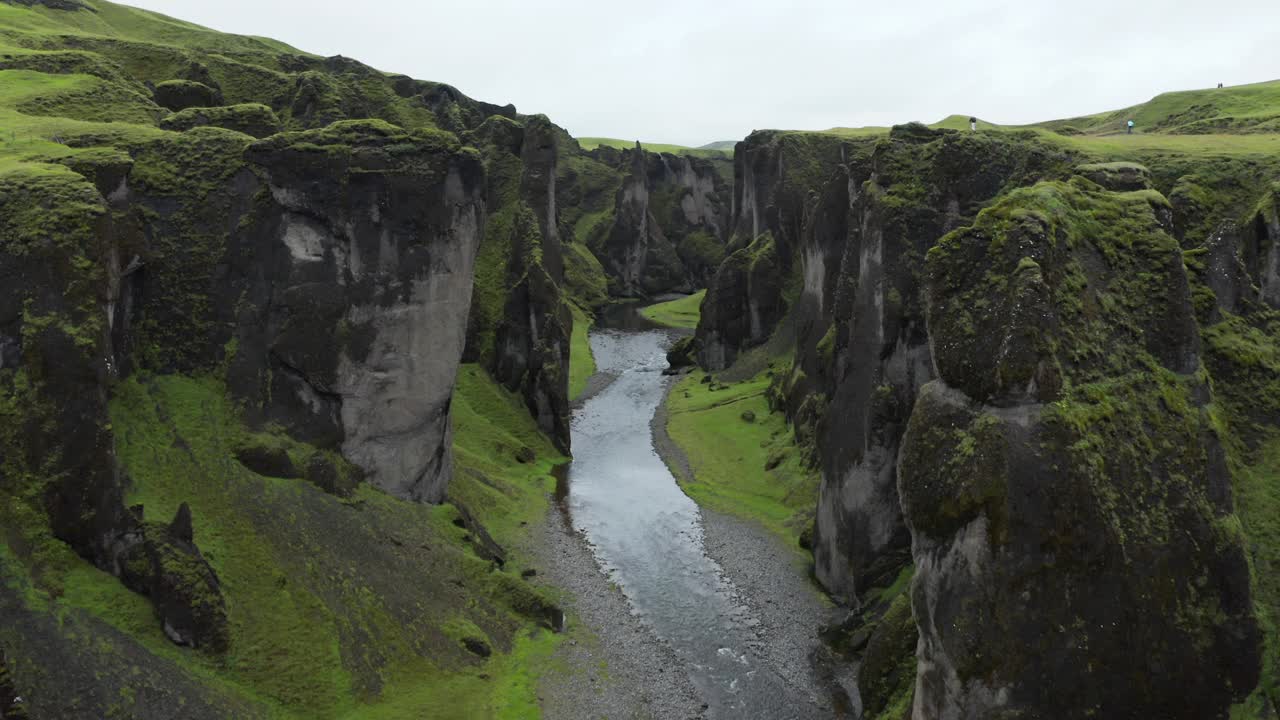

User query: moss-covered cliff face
[689,117,1280,716]
[590,142,731,297]
[903,179,1257,718]
[462,114,573,453]
[0,1,577,716]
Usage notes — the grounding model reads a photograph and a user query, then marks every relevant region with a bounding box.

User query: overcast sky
[125,0,1279,147]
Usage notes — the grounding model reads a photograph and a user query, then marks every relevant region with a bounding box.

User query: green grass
[0,0,304,56]
[449,363,566,557]
[341,627,559,720]
[563,241,609,309]
[568,305,596,401]
[576,136,730,158]
[664,369,819,555]
[1039,79,1280,136]
[0,367,571,719]
[639,290,705,329]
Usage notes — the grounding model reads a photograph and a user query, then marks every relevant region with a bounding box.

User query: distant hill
[818,80,1280,139]
[697,140,737,152]
[577,136,730,158]
[1034,79,1280,135]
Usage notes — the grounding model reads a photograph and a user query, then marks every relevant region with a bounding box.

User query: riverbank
[654,375,842,714]
[538,312,837,718]
[533,502,704,720]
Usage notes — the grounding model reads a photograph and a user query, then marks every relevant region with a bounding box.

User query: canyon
[1,1,1280,719]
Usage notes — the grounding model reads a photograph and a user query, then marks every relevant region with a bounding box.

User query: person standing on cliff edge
[969,116,977,131]
[1127,119,1135,134]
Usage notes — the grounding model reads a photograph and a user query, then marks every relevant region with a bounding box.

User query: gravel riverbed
[535,365,840,719]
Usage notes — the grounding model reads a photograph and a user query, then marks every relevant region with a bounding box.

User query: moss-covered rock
[900,179,1260,719]
[152,79,221,112]
[595,144,730,297]
[563,241,609,309]
[160,103,281,138]
[116,505,229,652]
[462,115,573,452]
[1074,161,1152,191]
[856,593,917,719]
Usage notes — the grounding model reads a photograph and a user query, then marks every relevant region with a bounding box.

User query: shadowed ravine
[560,312,825,718]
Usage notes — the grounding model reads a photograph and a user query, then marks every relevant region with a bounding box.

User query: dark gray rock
[234,444,299,479]
[153,80,221,112]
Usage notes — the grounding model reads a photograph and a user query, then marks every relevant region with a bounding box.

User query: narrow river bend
[559,308,826,719]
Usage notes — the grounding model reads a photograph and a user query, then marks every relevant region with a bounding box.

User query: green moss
[639,290,705,329]
[49,369,568,718]
[1230,440,1280,717]
[568,305,596,401]
[160,103,280,138]
[678,229,724,270]
[858,593,918,720]
[449,363,565,554]
[563,242,608,310]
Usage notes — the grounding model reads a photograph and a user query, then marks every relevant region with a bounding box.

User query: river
[557,304,827,718]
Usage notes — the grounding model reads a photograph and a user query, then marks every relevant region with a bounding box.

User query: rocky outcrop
[900,180,1258,719]
[697,125,1276,717]
[597,143,730,297]
[815,130,1077,602]
[1244,186,1280,308]
[160,104,282,138]
[232,121,485,502]
[463,115,573,452]
[116,504,229,651]
[0,165,228,655]
[695,130,852,369]
[1,118,487,664]
[153,79,222,112]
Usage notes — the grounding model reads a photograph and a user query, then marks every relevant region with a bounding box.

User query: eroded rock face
[238,121,485,502]
[463,115,573,452]
[900,180,1259,719]
[599,143,729,297]
[116,504,229,652]
[794,127,1072,603]
[0,167,228,655]
[696,130,851,369]
[1245,188,1280,309]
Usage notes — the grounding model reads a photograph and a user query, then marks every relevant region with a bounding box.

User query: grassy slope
[665,370,818,555]
[70,367,566,719]
[0,5,575,712]
[1038,79,1280,135]
[639,290,705,329]
[812,80,1280,164]
[568,304,596,401]
[0,366,568,719]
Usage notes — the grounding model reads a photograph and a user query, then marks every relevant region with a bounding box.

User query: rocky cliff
[592,142,731,297]
[463,114,573,452]
[0,1,573,715]
[902,179,1258,718]
[692,122,1280,717]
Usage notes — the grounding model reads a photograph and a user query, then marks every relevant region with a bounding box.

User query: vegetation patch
[568,305,596,401]
[640,290,705,329]
[665,369,819,554]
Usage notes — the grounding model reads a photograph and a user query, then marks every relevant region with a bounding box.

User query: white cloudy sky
[125,0,1279,147]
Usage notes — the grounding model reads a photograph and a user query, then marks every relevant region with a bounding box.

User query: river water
[559,305,823,718]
